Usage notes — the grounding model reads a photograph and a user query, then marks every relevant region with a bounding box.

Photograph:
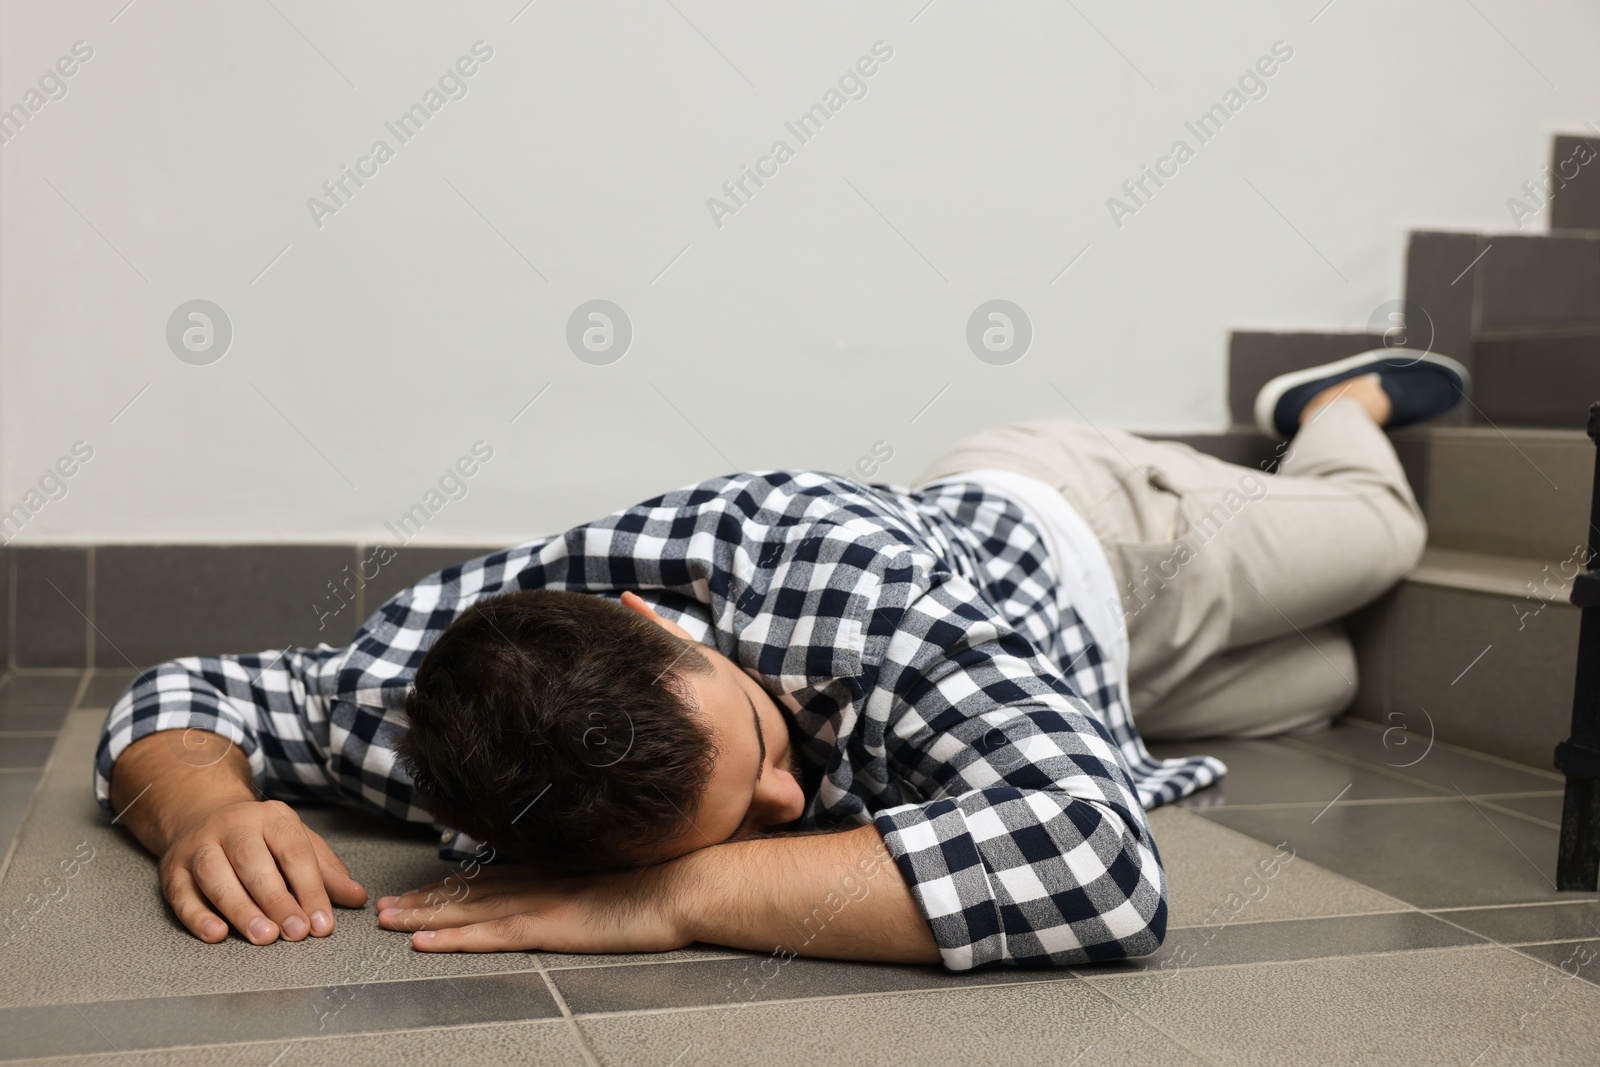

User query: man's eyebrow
[720,691,764,844]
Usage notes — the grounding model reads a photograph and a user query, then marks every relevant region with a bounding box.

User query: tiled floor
[1,671,1598,1064]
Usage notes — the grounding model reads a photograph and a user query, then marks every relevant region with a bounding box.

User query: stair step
[1471,330,1600,429]
[1232,233,1600,433]
[1414,427,1589,560]
[1153,425,1587,562]
[1226,331,1389,427]
[1547,133,1600,232]
[1475,233,1600,335]
[1393,424,1592,561]
[1153,430,1585,769]
[1407,546,1575,601]
[1345,556,1580,771]
[1404,231,1481,365]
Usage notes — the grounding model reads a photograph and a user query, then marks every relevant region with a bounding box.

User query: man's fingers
[377,893,534,932]
[378,878,477,913]
[218,828,310,941]
[189,843,281,945]
[410,915,542,953]
[263,813,337,937]
[375,865,537,910]
[302,825,352,877]
[303,827,369,909]
[161,864,232,944]
[316,851,369,910]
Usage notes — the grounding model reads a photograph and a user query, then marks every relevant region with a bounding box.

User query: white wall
[3,0,1596,545]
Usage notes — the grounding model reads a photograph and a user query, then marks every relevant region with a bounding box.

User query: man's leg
[912,390,1426,735]
[1214,389,1427,649]
[1132,624,1359,740]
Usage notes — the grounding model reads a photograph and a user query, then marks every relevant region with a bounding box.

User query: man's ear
[619,590,695,642]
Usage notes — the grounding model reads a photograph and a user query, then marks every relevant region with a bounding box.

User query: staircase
[1174,131,1599,777]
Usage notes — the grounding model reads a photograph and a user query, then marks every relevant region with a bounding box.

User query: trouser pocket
[1099,469,1234,713]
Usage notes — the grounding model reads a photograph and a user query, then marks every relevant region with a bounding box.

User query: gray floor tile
[1199,798,1598,909]
[1485,793,1564,825]
[553,955,1068,1015]
[291,800,442,846]
[1441,902,1600,945]
[0,707,69,733]
[0,770,42,860]
[579,978,1207,1067]
[1086,945,1600,1066]
[0,1020,587,1066]
[538,944,759,970]
[0,673,82,711]
[0,712,562,1008]
[0,736,55,771]
[77,669,141,710]
[0,971,560,1060]
[1515,939,1600,988]
[1149,807,1407,927]
[1089,911,1483,976]
[1146,738,1438,809]
[1282,720,1564,796]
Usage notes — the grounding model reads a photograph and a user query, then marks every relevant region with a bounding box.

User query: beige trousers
[910,398,1427,740]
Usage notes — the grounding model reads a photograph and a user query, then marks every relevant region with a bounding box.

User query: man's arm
[674,825,940,963]
[110,731,367,945]
[375,824,941,964]
[97,652,374,944]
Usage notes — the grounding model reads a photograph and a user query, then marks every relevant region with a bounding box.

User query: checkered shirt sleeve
[835,543,1170,969]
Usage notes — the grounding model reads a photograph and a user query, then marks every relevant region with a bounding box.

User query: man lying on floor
[94,352,1464,970]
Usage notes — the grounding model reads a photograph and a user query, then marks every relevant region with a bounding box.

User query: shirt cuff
[873,796,1004,971]
[94,694,265,817]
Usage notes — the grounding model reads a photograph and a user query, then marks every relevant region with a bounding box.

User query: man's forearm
[667,823,941,965]
[109,731,259,855]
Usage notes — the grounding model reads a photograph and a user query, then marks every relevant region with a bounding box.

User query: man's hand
[376,824,940,964]
[375,863,688,954]
[110,731,368,945]
[160,798,369,945]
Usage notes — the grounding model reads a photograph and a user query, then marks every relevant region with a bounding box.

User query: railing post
[1555,401,1600,890]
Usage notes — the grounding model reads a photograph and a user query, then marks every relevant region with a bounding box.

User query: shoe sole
[1252,348,1472,440]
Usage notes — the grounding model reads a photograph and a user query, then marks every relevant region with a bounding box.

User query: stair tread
[1215,424,1590,444]
[1411,227,1600,241]
[1407,545,1578,601]
[1392,425,1590,445]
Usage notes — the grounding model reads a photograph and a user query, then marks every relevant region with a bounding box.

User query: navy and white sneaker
[1253,349,1471,440]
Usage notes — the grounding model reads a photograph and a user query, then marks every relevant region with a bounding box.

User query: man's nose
[755,765,807,827]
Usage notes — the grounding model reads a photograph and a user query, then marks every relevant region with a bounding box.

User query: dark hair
[397,589,719,875]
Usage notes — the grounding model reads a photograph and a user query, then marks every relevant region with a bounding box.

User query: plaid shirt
[94,470,1225,970]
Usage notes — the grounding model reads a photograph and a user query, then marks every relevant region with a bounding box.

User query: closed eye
[720,690,765,844]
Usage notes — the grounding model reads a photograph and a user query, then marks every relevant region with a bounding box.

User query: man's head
[398,588,807,874]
